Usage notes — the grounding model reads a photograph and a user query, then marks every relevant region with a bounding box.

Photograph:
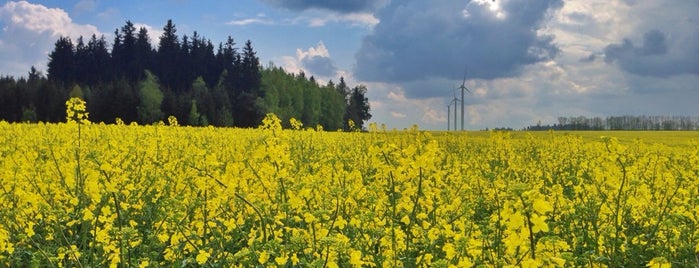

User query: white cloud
[0,1,102,77]
[306,12,379,28]
[296,41,330,58]
[469,0,507,20]
[278,41,339,79]
[226,18,273,26]
[133,23,163,44]
[1,1,99,38]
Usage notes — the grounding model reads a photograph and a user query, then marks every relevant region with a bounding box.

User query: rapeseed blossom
[0,107,696,266]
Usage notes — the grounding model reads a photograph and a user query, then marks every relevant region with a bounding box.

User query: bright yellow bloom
[195,250,210,265]
[349,249,363,267]
[400,215,411,225]
[442,243,456,259]
[646,257,671,268]
[258,250,269,264]
[275,254,289,265]
[291,253,300,265]
[530,214,549,233]
[532,198,553,214]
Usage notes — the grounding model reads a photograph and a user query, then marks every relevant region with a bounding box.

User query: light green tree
[137,70,164,124]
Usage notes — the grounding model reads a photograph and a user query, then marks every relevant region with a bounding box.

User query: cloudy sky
[1,0,698,129]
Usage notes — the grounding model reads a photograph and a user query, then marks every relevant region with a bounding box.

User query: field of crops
[1,102,698,267]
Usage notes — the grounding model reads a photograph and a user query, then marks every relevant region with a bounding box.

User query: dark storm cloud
[604,29,699,77]
[301,55,337,77]
[354,0,563,92]
[261,0,386,13]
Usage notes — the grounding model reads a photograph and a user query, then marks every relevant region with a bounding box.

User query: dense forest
[525,115,699,131]
[0,20,371,130]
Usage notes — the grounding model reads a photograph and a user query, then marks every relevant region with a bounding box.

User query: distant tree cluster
[261,67,371,130]
[0,20,371,129]
[526,115,699,131]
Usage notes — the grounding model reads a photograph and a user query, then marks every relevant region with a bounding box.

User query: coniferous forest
[0,20,371,130]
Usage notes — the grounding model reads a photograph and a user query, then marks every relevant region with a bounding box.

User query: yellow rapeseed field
[0,98,697,267]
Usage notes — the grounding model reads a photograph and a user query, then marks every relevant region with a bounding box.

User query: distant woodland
[0,20,371,130]
[525,115,699,131]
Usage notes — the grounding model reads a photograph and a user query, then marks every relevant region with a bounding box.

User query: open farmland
[1,115,698,267]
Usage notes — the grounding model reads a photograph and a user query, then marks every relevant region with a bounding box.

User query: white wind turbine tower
[446,103,451,131]
[450,86,460,131]
[458,70,472,131]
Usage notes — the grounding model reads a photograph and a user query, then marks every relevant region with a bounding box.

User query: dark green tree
[47,36,75,84]
[232,40,263,127]
[344,85,372,130]
[134,27,154,80]
[156,20,180,91]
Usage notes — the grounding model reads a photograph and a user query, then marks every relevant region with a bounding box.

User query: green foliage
[136,70,164,124]
[260,66,368,130]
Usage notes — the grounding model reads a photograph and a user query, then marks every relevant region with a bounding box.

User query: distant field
[432,130,699,147]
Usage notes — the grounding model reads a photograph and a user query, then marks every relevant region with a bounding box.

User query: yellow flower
[258,250,270,264]
[275,254,289,265]
[400,215,411,225]
[508,212,525,229]
[291,253,300,265]
[530,213,549,233]
[416,253,433,265]
[303,212,317,223]
[195,249,210,265]
[457,257,474,267]
[532,198,553,214]
[646,257,671,268]
[25,222,36,237]
[349,249,363,267]
[442,243,456,259]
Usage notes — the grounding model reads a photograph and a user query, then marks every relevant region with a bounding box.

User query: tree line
[0,20,371,130]
[525,115,699,131]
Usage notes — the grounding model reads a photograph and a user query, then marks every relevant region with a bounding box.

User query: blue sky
[1,0,698,129]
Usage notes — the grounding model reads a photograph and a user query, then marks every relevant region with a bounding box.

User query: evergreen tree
[156,20,180,91]
[344,85,372,130]
[134,27,154,80]
[74,37,89,84]
[119,21,138,80]
[87,34,112,85]
[233,40,263,127]
[337,76,350,102]
[47,36,75,84]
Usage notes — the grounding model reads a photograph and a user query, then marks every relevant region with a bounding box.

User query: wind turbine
[458,70,472,131]
[446,103,451,131]
[451,86,460,131]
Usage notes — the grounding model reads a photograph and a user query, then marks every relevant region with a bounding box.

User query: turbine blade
[462,68,467,86]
